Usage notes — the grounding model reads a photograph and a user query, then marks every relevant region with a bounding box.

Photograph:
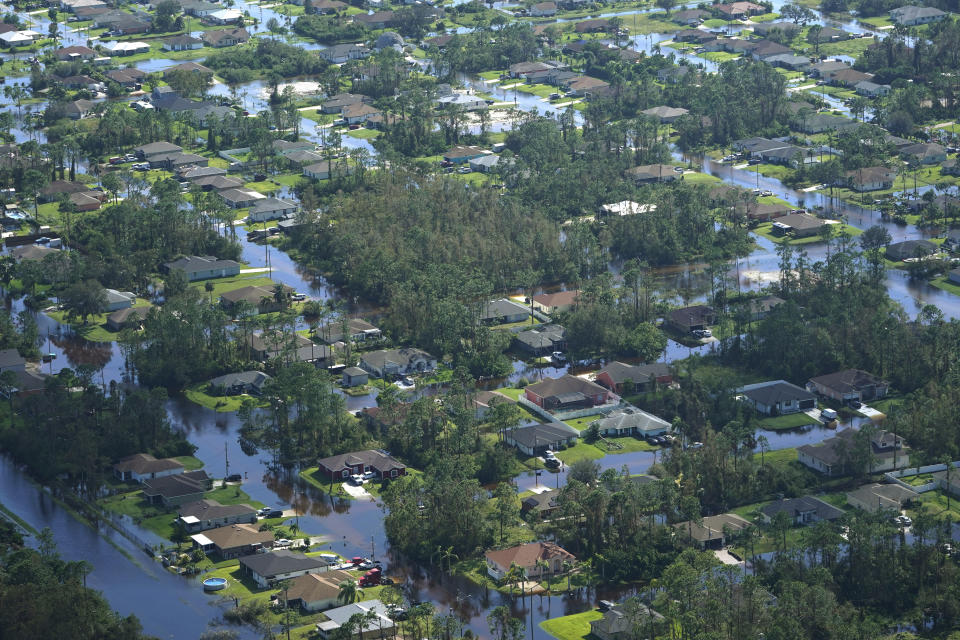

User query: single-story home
[746,295,785,320]
[443,145,489,164]
[220,284,295,315]
[480,298,530,325]
[163,255,241,281]
[590,602,663,640]
[206,371,272,396]
[514,324,566,356]
[589,406,671,437]
[248,197,298,223]
[192,523,274,559]
[532,290,579,315]
[113,453,184,483]
[737,380,817,415]
[240,550,328,588]
[841,166,896,192]
[759,496,844,525]
[314,318,381,344]
[666,305,714,334]
[284,570,355,612]
[315,600,394,640]
[524,375,611,412]
[595,362,672,393]
[469,389,514,421]
[673,513,751,549]
[521,489,561,518]
[359,348,437,378]
[890,4,946,25]
[640,106,689,124]
[315,449,406,481]
[502,422,579,456]
[807,369,889,402]
[341,367,369,388]
[900,142,947,165]
[885,239,938,262]
[177,499,258,533]
[105,289,136,312]
[846,482,916,513]
[797,428,908,476]
[142,470,211,507]
[626,164,679,184]
[105,306,151,332]
[771,213,828,238]
[484,541,574,580]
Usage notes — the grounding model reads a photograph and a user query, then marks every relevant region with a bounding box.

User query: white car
[350,474,365,485]
[276,539,292,547]
[820,408,838,421]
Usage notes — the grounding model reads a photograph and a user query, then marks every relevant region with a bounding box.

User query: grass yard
[681,171,722,184]
[345,128,380,139]
[189,275,276,298]
[540,610,603,640]
[756,412,818,431]
[868,396,904,415]
[903,473,936,487]
[910,490,960,523]
[752,221,861,245]
[818,36,876,58]
[700,51,741,62]
[184,382,268,412]
[554,436,657,463]
[175,456,205,471]
[46,297,153,343]
[494,386,525,401]
[753,446,798,467]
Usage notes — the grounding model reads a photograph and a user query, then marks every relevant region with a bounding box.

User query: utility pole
[225,442,229,480]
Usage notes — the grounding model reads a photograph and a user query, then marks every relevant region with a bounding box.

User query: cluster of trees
[204,39,329,84]
[0,369,193,489]
[293,14,370,45]
[433,23,539,76]
[0,530,156,640]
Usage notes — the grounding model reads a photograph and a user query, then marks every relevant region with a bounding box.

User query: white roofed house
[315,600,395,640]
[248,197,298,223]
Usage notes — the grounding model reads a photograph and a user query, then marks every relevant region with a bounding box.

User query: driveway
[805,408,825,424]
[714,548,744,566]
[859,405,885,419]
[341,482,374,501]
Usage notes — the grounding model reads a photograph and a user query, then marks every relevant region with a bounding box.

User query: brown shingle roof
[485,541,574,569]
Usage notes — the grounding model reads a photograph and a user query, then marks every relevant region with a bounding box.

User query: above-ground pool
[202,577,227,592]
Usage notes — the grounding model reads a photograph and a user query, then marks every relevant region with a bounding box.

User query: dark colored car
[544,458,561,469]
[598,600,615,612]
[225,474,242,483]
[266,509,284,518]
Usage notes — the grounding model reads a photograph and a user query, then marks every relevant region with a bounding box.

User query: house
[10,246,61,262]
[193,176,244,192]
[313,318,382,344]
[532,290,579,315]
[797,428,908,476]
[590,602,663,640]
[342,103,381,125]
[319,43,370,63]
[142,470,211,507]
[55,45,97,61]
[360,348,437,378]
[855,80,891,97]
[666,305,715,334]
[574,18,611,33]
[484,541,574,580]
[521,489,561,518]
[469,389,514,420]
[443,145,490,164]
[283,570,355,612]
[177,499,258,533]
[353,10,395,28]
[846,482,917,513]
[163,255,241,281]
[746,295,785,320]
[206,371,272,396]
[341,367,369,388]
[589,406,671,437]
[750,41,794,61]
[759,144,808,167]
[436,93,488,111]
[890,4,946,25]
[508,61,554,79]
[943,158,960,177]
[68,192,103,212]
[759,496,844,525]
[657,65,694,84]
[765,54,811,71]
[514,324,566,356]
[106,306,151,331]
[771,213,828,238]
[303,161,355,181]
[245,333,332,364]
[901,142,947,165]
[885,239,938,262]
[713,1,765,18]
[311,0,348,11]
[315,600,394,640]
[248,197,298,223]
[807,369,890,402]
[104,289,136,312]
[524,375,611,411]
[737,380,817,415]
[752,21,800,37]
[240,550,329,588]
[202,27,250,47]
[502,422,579,456]
[113,453,184,483]
[220,188,267,209]
[220,284,296,315]
[0,349,25,374]
[809,60,850,78]
[595,362,672,393]
[134,141,183,160]
[673,513,751,549]
[640,105,689,124]
[103,41,151,56]
[565,76,610,97]
[829,68,874,88]
[205,8,243,23]
[626,164,679,184]
[480,299,530,325]
[842,166,896,192]
[672,8,710,24]
[322,93,371,114]
[162,35,203,51]
[530,1,557,15]
[63,99,95,120]
[469,155,500,173]
[315,449,406,481]
[0,31,41,47]
[106,68,146,87]
[948,268,960,285]
[192,523,274,559]
[674,28,715,43]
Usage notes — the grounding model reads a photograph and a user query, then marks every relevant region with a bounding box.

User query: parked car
[673,166,684,173]
[389,607,409,621]
[847,399,862,409]
[275,538,292,547]
[820,408,838,421]
[544,457,561,469]
[266,509,284,518]
[688,442,704,450]
[551,351,567,363]
[350,474,366,485]
[225,474,242,483]
[598,600,615,612]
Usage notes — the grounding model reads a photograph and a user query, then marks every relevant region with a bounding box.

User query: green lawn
[345,128,380,139]
[554,436,657,463]
[189,275,276,298]
[540,610,603,640]
[700,51,741,62]
[174,456,205,471]
[681,172,722,184]
[868,396,904,415]
[818,36,876,58]
[494,387,525,401]
[184,382,268,413]
[753,221,862,245]
[756,412,818,431]
[910,490,960,523]
[930,275,960,297]
[46,298,153,343]
[753,446,798,467]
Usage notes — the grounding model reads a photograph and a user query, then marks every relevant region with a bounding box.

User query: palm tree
[338,579,362,605]
[562,560,574,592]
[535,559,550,592]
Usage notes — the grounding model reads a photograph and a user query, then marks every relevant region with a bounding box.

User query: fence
[884,461,960,494]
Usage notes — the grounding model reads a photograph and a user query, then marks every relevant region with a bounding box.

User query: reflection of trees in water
[50,334,113,371]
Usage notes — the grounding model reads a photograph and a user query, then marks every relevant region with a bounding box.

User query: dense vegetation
[204,39,329,84]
